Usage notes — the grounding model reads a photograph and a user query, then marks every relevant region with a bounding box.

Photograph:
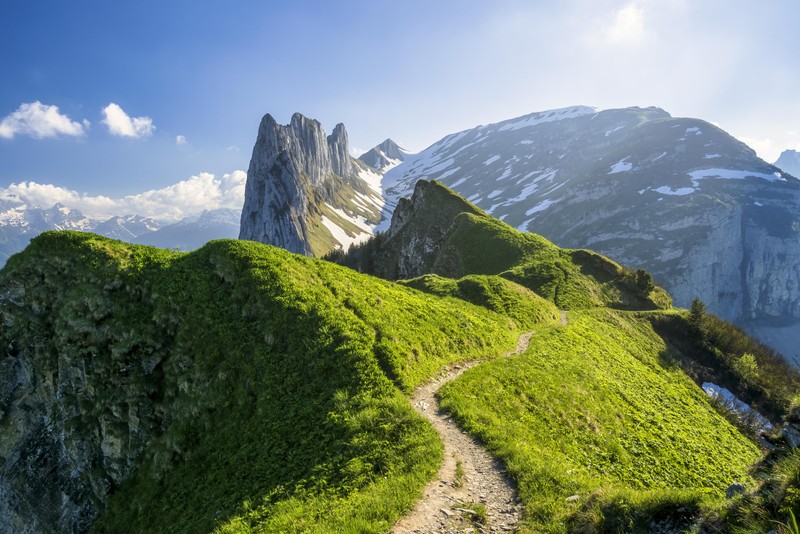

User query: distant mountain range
[239,106,800,364]
[0,199,239,264]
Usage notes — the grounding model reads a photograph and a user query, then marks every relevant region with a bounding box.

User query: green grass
[398,273,561,330]
[437,308,761,532]
[0,231,536,533]
[333,180,672,312]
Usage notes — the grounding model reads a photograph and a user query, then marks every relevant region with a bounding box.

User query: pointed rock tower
[239,113,386,256]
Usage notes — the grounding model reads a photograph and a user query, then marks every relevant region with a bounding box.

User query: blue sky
[1,0,799,217]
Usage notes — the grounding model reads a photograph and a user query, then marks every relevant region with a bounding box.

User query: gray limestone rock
[239,113,386,256]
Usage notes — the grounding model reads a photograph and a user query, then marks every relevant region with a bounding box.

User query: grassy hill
[0,232,539,533]
[331,180,672,311]
[1,180,799,532]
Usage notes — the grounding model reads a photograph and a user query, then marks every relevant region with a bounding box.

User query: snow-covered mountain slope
[366,106,800,363]
[134,208,240,250]
[358,138,408,171]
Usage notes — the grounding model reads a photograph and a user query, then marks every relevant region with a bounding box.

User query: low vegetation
[1,231,540,533]
[438,308,762,532]
[331,180,672,312]
[398,273,561,330]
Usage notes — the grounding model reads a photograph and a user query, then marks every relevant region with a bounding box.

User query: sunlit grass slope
[334,180,672,311]
[438,308,762,532]
[398,273,561,330]
[1,231,540,533]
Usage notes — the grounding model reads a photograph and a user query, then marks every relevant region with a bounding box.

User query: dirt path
[392,313,569,533]
[390,332,536,533]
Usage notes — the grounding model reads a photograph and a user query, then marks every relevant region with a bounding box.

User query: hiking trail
[392,312,568,533]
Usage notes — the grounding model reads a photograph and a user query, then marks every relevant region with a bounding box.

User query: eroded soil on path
[392,313,569,533]
[390,332,537,533]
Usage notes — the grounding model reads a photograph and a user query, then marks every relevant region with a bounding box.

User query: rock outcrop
[238,113,386,256]
[0,245,174,532]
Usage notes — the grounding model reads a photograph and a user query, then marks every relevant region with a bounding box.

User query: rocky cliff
[238,113,386,256]
[358,138,407,171]
[0,235,177,532]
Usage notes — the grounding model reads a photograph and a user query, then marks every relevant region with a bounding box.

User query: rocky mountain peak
[239,113,386,256]
[359,138,407,170]
[327,122,352,178]
[776,149,800,178]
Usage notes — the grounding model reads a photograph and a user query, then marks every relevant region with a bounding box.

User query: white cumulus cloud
[0,101,89,139]
[0,171,247,221]
[176,134,187,145]
[101,103,155,138]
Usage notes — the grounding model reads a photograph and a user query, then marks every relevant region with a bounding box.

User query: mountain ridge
[347,106,800,363]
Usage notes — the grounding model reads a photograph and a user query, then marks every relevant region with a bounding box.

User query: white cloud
[101,103,155,138]
[176,134,187,145]
[0,101,89,139]
[736,135,781,163]
[226,145,240,152]
[605,2,646,46]
[0,171,247,221]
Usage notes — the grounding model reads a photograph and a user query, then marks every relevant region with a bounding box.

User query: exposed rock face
[239,113,386,256]
[376,106,800,363]
[0,260,172,532]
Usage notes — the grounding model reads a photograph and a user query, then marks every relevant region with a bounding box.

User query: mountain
[0,201,241,266]
[355,106,800,364]
[3,184,799,531]
[133,208,240,250]
[238,113,388,256]
[92,214,162,241]
[357,138,407,170]
[776,149,800,177]
[0,200,137,264]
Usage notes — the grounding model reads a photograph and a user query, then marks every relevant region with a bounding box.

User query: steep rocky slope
[368,107,800,363]
[238,113,387,256]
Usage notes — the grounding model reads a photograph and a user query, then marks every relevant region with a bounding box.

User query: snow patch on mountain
[688,168,785,185]
[525,199,555,216]
[653,186,695,196]
[497,106,597,132]
[609,158,633,173]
